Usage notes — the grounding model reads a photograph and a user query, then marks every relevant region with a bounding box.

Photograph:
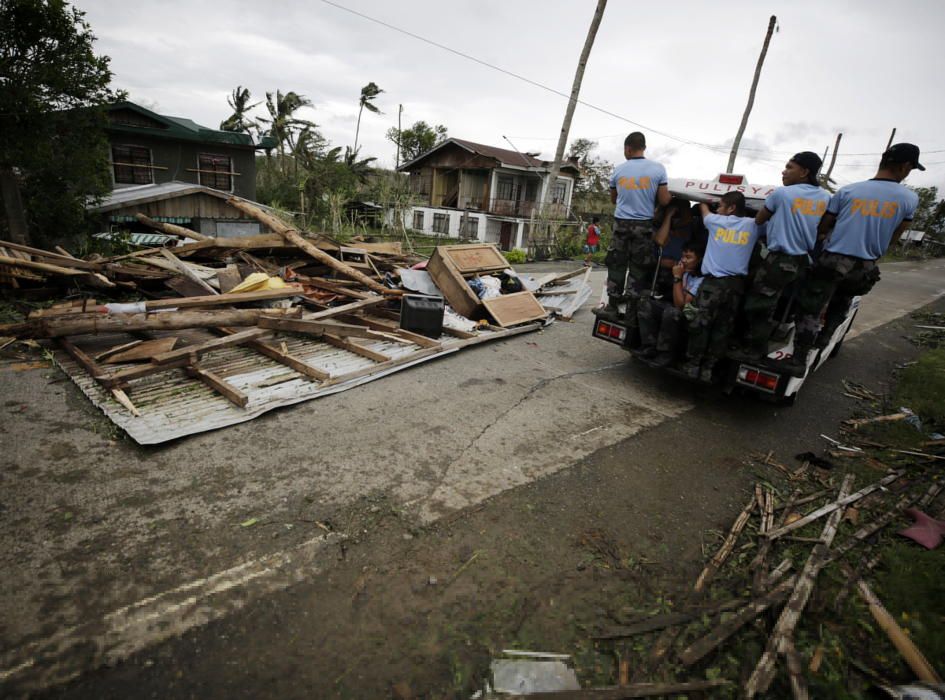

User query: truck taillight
[595,320,626,343]
[737,365,779,393]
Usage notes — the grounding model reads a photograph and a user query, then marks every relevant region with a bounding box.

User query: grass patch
[894,346,945,426]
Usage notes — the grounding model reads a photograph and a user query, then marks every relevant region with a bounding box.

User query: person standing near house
[584,216,602,265]
[787,143,923,376]
[601,132,672,340]
[737,151,830,360]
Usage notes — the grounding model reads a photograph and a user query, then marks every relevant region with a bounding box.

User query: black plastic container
[400,294,445,338]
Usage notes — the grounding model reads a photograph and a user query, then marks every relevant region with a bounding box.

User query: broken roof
[399,138,580,175]
[86,182,275,215]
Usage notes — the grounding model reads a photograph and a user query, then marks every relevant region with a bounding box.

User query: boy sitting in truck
[682,191,762,382]
[652,197,698,296]
[637,242,704,367]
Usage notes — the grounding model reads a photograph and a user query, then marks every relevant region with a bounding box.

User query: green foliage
[567,138,614,214]
[353,82,383,152]
[0,0,117,246]
[386,120,448,164]
[503,248,526,264]
[219,85,260,133]
[893,346,945,426]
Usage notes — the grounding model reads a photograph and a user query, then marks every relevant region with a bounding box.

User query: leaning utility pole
[885,127,897,151]
[726,15,777,173]
[396,103,403,169]
[542,0,607,215]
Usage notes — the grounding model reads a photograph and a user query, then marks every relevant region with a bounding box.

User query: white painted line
[0,533,342,694]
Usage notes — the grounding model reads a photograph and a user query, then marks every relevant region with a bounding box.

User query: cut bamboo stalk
[745,474,855,698]
[227,197,396,296]
[695,491,757,592]
[135,213,210,241]
[850,568,942,682]
[782,636,810,700]
[766,472,903,540]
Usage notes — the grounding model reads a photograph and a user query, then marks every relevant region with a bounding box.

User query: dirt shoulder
[32,297,940,699]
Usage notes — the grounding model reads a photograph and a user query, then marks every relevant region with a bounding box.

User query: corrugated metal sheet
[522,271,593,320]
[53,324,541,445]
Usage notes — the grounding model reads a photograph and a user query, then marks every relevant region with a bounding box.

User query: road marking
[0,533,341,694]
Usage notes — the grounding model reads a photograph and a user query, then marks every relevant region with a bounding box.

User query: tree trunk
[135,213,210,241]
[0,166,30,246]
[541,0,608,216]
[822,132,843,187]
[726,15,777,173]
[354,103,364,153]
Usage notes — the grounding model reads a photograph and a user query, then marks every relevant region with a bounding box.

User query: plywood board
[482,291,548,327]
[442,244,508,274]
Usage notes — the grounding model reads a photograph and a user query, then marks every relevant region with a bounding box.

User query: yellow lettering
[880,201,898,219]
[851,199,866,215]
[815,200,827,216]
[639,176,651,189]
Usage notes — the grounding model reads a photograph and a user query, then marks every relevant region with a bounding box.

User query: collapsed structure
[0,199,591,444]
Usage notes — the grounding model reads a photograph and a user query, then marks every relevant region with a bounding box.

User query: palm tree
[343,145,377,184]
[219,85,260,133]
[353,82,383,153]
[258,90,316,172]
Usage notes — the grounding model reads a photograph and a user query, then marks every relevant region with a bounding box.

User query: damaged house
[396,138,580,252]
[89,101,275,240]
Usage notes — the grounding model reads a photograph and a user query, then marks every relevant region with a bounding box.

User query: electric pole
[727,15,777,173]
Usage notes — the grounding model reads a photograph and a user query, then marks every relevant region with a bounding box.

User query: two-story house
[397,138,580,251]
[88,101,275,237]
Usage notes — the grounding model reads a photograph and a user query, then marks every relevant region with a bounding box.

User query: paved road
[1,256,943,694]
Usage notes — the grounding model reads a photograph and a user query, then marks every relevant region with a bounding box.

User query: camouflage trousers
[794,252,880,350]
[742,250,810,348]
[605,218,657,298]
[686,275,746,366]
[638,297,685,355]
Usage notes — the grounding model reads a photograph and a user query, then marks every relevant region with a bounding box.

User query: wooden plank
[322,334,391,363]
[110,388,142,417]
[103,337,179,364]
[482,291,548,328]
[27,307,299,339]
[186,365,248,407]
[159,249,218,294]
[58,338,140,415]
[94,339,143,362]
[339,314,442,348]
[499,679,729,699]
[152,328,269,365]
[258,316,407,343]
[303,297,387,320]
[0,240,104,271]
[220,331,330,382]
[143,286,303,310]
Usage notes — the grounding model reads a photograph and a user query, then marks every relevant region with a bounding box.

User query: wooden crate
[482,291,548,327]
[427,247,482,318]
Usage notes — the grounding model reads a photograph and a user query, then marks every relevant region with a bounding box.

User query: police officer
[737,151,830,360]
[788,143,924,376]
[600,132,671,334]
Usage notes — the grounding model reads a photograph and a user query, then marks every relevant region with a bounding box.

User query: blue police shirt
[684,272,703,297]
[701,214,760,277]
[824,179,919,260]
[609,157,668,220]
[764,183,831,255]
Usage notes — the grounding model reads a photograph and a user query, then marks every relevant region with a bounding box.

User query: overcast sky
[80,0,945,193]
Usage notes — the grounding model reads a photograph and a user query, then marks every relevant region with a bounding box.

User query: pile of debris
[0,199,592,444]
[586,442,945,698]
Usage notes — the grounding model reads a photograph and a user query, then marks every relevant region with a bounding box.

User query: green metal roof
[106,101,271,149]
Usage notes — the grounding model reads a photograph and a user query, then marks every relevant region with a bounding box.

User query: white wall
[401,206,487,242]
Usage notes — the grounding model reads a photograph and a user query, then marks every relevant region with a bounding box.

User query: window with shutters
[432,213,450,234]
[112,145,153,185]
[197,154,234,191]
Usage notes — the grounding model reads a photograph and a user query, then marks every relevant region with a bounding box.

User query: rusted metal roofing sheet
[52,324,541,445]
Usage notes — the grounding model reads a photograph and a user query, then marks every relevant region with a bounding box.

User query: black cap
[884,143,925,171]
[790,151,823,175]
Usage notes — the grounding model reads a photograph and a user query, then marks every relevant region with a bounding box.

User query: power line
[319,0,945,175]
